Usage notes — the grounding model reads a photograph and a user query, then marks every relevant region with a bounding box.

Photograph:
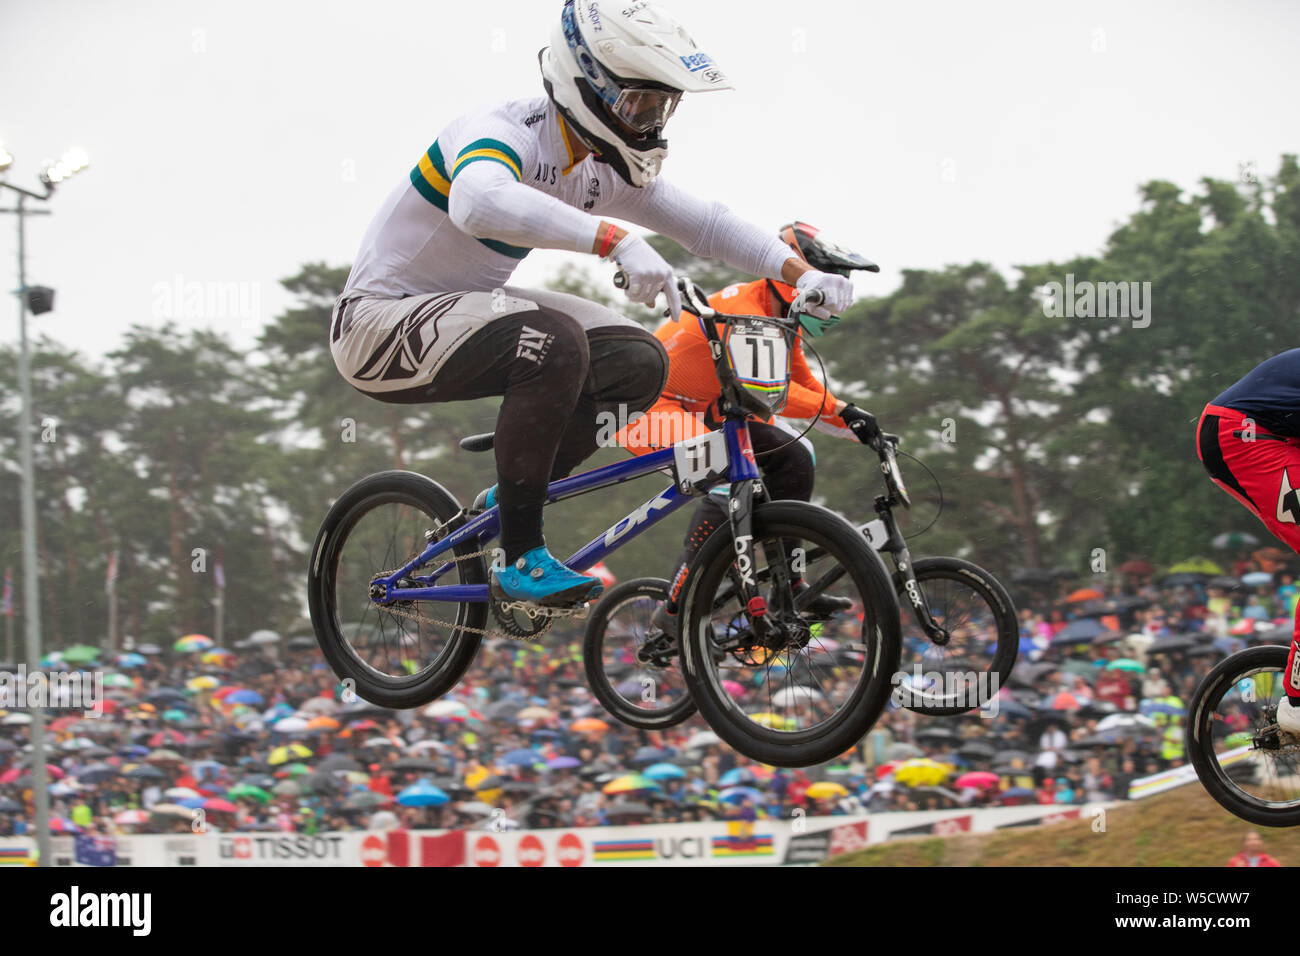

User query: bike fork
[876,497,946,645]
[728,479,781,639]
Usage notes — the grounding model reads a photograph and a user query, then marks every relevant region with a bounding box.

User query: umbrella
[805,781,849,800]
[1051,618,1109,644]
[1105,658,1145,672]
[1207,576,1245,591]
[174,634,213,653]
[602,774,662,795]
[516,706,554,721]
[226,689,265,706]
[1118,559,1155,576]
[545,755,581,770]
[268,743,313,765]
[247,629,281,646]
[1146,634,1201,656]
[1167,558,1223,575]
[61,644,101,664]
[271,716,310,734]
[396,780,450,807]
[570,717,609,733]
[1065,588,1104,604]
[186,675,221,691]
[685,731,721,750]
[1212,531,1260,549]
[631,746,669,767]
[894,759,949,787]
[113,809,150,825]
[718,767,757,787]
[887,743,923,761]
[770,685,823,708]
[122,764,166,780]
[116,652,147,668]
[345,791,390,810]
[643,762,686,780]
[954,771,999,789]
[1096,713,1155,732]
[226,784,272,803]
[1242,571,1275,587]
[501,748,543,768]
[272,780,302,797]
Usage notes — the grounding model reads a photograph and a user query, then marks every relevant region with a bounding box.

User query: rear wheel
[1187,645,1300,827]
[583,578,697,731]
[308,471,485,709]
[678,501,901,768]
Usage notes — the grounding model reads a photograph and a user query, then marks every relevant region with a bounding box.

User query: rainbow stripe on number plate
[592,839,656,861]
[710,833,774,857]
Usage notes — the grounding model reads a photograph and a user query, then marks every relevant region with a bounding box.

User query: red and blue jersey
[1213,348,1300,438]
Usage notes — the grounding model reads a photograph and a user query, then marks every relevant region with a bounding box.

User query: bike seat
[459,432,494,453]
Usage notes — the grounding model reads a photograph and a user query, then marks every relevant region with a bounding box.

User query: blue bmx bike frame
[368,415,762,606]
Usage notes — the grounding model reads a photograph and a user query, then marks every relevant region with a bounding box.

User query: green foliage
[4,156,1297,658]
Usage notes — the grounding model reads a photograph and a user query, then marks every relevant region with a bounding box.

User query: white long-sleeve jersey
[342,95,793,301]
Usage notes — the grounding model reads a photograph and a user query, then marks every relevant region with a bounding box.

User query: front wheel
[1187,644,1300,827]
[583,578,697,731]
[893,557,1018,716]
[678,501,901,769]
[307,470,485,709]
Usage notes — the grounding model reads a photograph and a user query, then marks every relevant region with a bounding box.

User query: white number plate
[727,321,790,388]
[672,430,729,495]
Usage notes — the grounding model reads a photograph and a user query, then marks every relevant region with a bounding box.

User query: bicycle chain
[374,541,589,644]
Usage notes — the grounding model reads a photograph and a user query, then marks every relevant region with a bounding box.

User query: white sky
[2,0,1297,358]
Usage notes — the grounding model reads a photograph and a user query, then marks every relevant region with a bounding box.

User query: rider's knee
[601,329,668,412]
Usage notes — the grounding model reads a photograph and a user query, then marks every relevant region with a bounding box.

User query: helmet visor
[611,88,681,134]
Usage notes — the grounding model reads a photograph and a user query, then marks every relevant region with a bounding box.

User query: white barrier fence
[2,802,1108,867]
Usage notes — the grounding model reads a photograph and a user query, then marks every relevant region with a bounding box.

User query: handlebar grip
[803,289,825,307]
[613,270,629,290]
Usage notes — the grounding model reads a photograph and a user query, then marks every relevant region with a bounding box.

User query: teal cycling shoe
[490,547,603,606]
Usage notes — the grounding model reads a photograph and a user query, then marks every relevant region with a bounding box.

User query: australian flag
[74,835,116,867]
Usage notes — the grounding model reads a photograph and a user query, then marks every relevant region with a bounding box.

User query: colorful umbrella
[602,774,662,795]
[174,634,213,653]
[268,743,313,765]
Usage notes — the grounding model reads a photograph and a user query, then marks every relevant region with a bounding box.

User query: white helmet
[540,0,732,187]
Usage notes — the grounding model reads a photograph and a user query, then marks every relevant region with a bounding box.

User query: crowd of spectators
[0,549,1293,836]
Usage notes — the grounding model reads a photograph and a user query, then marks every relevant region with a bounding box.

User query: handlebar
[612,270,823,318]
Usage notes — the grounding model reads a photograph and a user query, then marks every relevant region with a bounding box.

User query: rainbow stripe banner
[592,839,656,862]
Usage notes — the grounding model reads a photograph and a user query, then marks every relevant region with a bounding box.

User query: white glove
[610,233,682,317]
[795,270,854,319]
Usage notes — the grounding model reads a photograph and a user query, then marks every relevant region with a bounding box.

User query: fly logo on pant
[1279,468,1300,524]
[516,325,553,364]
[733,534,755,586]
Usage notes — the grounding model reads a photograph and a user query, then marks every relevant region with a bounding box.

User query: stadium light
[0,142,90,867]
[39,147,90,187]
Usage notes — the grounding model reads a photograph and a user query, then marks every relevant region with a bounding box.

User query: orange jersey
[619,279,845,455]
[655,278,843,421]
